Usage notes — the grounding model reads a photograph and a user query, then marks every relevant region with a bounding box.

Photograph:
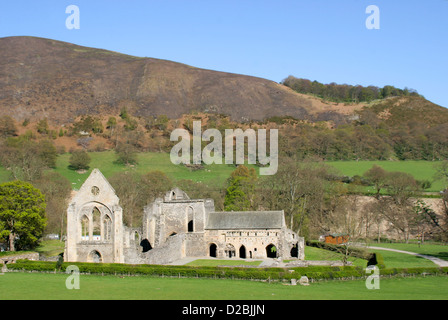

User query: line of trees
[278,118,448,161]
[282,76,421,103]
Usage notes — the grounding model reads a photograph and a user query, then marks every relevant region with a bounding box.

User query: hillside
[1,36,447,129]
[0,36,345,124]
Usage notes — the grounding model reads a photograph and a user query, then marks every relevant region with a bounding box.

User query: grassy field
[2,242,448,300]
[54,151,247,190]
[1,272,447,300]
[327,160,445,192]
[0,151,247,190]
[0,152,445,192]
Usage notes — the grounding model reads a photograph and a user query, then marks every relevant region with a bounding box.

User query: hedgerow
[7,260,448,281]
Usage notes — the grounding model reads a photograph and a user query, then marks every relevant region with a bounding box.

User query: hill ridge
[0,36,446,126]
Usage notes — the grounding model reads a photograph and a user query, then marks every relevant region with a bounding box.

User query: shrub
[68,150,91,170]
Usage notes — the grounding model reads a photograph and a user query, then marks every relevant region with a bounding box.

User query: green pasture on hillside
[53,151,254,190]
[326,160,445,192]
[0,152,445,192]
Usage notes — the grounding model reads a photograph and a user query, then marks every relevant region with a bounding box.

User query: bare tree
[259,157,330,237]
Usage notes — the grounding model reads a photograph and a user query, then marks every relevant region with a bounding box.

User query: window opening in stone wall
[140,239,152,253]
[81,215,89,240]
[92,207,101,240]
[103,215,112,241]
[187,206,194,232]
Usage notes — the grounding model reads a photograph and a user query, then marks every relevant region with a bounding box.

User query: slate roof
[205,211,285,230]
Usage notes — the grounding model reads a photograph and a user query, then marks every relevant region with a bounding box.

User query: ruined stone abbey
[65,169,305,264]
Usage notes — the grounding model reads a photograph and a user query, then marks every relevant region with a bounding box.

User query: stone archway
[225,244,236,258]
[88,250,102,263]
[266,244,277,258]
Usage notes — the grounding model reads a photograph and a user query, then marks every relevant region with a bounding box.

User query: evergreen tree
[224,165,257,211]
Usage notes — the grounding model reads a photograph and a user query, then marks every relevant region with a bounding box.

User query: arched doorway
[209,243,217,257]
[88,250,102,263]
[266,244,277,258]
[188,220,194,232]
[239,245,246,258]
[225,244,236,258]
[290,243,299,258]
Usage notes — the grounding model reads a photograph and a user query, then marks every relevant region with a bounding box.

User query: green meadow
[327,160,444,192]
[1,272,447,300]
[0,151,444,193]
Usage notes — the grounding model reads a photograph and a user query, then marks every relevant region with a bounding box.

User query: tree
[69,150,91,170]
[260,158,330,238]
[434,160,448,188]
[34,172,71,239]
[36,140,58,168]
[0,139,47,182]
[0,181,47,251]
[139,171,173,205]
[379,172,419,242]
[106,116,118,138]
[109,172,142,227]
[36,118,49,135]
[385,171,419,205]
[108,171,173,227]
[0,115,17,138]
[176,179,225,211]
[363,165,388,199]
[224,165,257,211]
[432,163,448,240]
[115,142,138,166]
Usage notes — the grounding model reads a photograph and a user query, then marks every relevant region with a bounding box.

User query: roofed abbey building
[65,169,305,264]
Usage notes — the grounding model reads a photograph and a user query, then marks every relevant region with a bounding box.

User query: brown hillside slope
[1,36,446,127]
[0,36,321,124]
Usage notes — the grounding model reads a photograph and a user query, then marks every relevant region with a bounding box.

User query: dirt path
[367,246,448,267]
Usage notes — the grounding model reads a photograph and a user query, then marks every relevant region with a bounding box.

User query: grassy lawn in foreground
[1,272,447,300]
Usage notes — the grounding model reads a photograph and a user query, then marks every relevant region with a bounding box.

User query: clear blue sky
[1,0,447,108]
